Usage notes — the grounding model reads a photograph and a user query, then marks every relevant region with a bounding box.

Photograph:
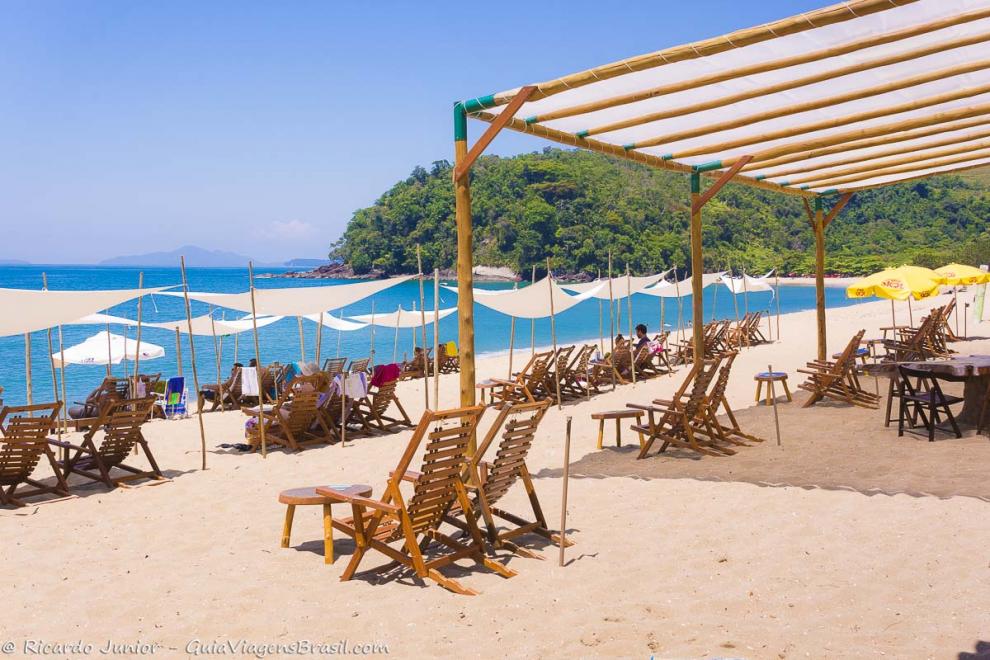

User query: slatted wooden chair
[351,377,413,434]
[631,343,665,379]
[628,356,726,458]
[541,345,574,402]
[0,402,69,507]
[942,298,960,342]
[243,374,334,451]
[489,350,554,406]
[436,343,460,374]
[896,364,962,442]
[199,366,243,412]
[400,349,430,381]
[685,351,764,450]
[318,406,516,595]
[54,397,165,488]
[746,311,770,345]
[446,400,571,558]
[798,329,880,409]
[560,344,598,398]
[322,357,347,377]
[348,357,371,374]
[67,376,127,421]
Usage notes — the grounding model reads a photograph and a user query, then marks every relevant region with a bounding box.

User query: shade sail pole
[673,264,684,344]
[433,269,440,408]
[607,251,616,389]
[547,257,562,408]
[57,324,68,436]
[689,172,705,362]
[626,263,636,384]
[180,256,208,469]
[813,198,827,361]
[369,302,376,367]
[417,245,429,409]
[392,308,400,363]
[133,272,144,395]
[24,333,32,410]
[454,102,477,422]
[247,261,266,458]
[297,316,305,362]
[315,313,323,366]
[337,309,344,359]
[209,306,224,414]
[175,328,183,375]
[530,265,537,357]
[711,270,719,322]
[598,268,605,353]
[41,274,59,438]
[508,282,517,380]
[728,260,740,322]
[775,269,782,340]
[742,267,749,319]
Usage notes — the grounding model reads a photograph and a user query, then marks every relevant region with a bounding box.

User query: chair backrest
[445,341,458,357]
[551,345,574,377]
[322,357,346,376]
[349,357,370,374]
[87,398,156,467]
[833,329,867,373]
[0,402,61,486]
[280,374,325,435]
[569,344,595,374]
[371,378,400,415]
[523,351,554,391]
[385,406,486,537]
[473,400,550,505]
[705,351,738,410]
[681,357,722,421]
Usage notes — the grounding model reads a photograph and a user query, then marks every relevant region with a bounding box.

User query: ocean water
[0,265,867,406]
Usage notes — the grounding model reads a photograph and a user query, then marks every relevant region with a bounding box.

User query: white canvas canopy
[303,313,369,332]
[349,306,457,328]
[69,312,284,335]
[721,270,777,294]
[53,331,165,368]
[162,276,413,316]
[467,0,990,195]
[560,271,669,298]
[640,272,726,298]
[0,286,168,337]
[444,277,604,319]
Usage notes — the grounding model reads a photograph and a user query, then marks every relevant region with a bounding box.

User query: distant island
[100,245,327,269]
[0,259,31,265]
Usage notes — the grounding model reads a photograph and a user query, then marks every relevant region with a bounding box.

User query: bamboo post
[728,261,740,322]
[559,415,572,568]
[607,251,616,390]
[246,261,266,458]
[175,328,183,375]
[133,273,144,394]
[813,198,827,361]
[508,283,517,379]
[209,307,224,413]
[337,309,344,358]
[180,256,208,469]
[661,297,666,335]
[316,312,323,366]
[775,269,782,340]
[393,307,400,363]
[232,328,238,365]
[42,274,59,437]
[626,263,636,384]
[105,317,112,377]
[57,325,68,438]
[433,269,440,408]
[768,363,782,446]
[24,331,33,409]
[547,257,562,408]
[907,297,914,327]
[530,265,537,357]
[454,103,477,420]
[954,288,960,337]
[890,299,896,328]
[297,316,305,362]
[370,302,376,366]
[711,270,719,322]
[673,264,684,345]
[598,268,604,354]
[689,172,705,362]
[742,268,749,317]
[340,361,347,448]
[417,246,429,409]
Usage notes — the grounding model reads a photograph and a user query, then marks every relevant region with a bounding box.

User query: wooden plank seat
[0,402,69,507]
[798,329,880,409]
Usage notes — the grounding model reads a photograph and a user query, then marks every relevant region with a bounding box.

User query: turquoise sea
[0,265,867,406]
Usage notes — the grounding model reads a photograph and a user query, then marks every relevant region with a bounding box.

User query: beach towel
[371,363,401,387]
[298,361,319,376]
[241,368,260,397]
[332,372,368,399]
[445,341,457,356]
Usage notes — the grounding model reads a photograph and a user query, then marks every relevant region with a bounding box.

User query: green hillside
[331,149,990,277]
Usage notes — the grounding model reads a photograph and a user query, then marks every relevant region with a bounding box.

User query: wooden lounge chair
[322,357,347,376]
[798,329,880,409]
[436,342,460,374]
[560,344,598,398]
[198,366,242,412]
[243,374,334,451]
[0,402,69,507]
[351,376,413,434]
[681,351,763,449]
[400,349,430,381]
[542,345,574,402]
[348,357,370,374]
[53,397,165,488]
[318,406,516,595]
[67,376,128,421]
[489,350,554,405]
[446,400,571,558]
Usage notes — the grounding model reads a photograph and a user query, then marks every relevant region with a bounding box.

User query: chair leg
[615,419,622,447]
[596,420,604,450]
[782,380,792,402]
[281,504,295,548]
[755,381,762,403]
[323,503,334,564]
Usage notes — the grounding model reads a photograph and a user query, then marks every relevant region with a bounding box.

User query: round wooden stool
[591,409,645,449]
[278,484,372,564]
[754,372,792,406]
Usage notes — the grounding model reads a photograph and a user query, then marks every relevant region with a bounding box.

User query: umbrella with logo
[846,266,944,328]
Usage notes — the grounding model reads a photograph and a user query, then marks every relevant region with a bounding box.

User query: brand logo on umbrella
[881,279,904,289]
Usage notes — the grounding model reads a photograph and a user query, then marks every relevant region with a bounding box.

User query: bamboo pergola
[452,0,990,418]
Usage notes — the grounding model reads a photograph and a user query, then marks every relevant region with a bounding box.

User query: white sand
[3,290,989,658]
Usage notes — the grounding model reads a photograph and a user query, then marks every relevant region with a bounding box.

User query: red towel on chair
[371,363,401,387]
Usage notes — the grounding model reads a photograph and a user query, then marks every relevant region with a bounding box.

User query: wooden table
[900,356,990,426]
[278,484,372,564]
[591,410,645,449]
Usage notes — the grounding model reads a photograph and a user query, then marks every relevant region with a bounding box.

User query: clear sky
[1,0,826,264]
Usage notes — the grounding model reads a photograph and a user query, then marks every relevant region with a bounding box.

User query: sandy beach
[3,290,989,659]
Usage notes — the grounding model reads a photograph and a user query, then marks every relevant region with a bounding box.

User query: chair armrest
[48,439,80,450]
[388,469,422,483]
[316,487,399,514]
[488,378,519,388]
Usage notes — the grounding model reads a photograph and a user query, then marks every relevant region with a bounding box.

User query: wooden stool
[754,372,792,406]
[476,379,499,406]
[278,484,372,564]
[591,410,645,449]
[834,346,869,365]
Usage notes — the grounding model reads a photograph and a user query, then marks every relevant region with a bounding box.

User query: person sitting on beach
[614,334,627,349]
[199,363,243,403]
[634,324,649,353]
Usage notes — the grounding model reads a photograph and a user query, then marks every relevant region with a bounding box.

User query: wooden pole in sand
[728,262,740,322]
[392,307,400,363]
[689,172,705,363]
[598,268,604,354]
[768,363,782,446]
[209,307,224,413]
[180,257,208,469]
[508,282,517,380]
[41,274,60,437]
[673,264,684,344]
[315,313,323,366]
[454,104,476,417]
[558,415,572,567]
[105,317,112,377]
[175,328,183,376]
[626,263,636,384]
[296,316,305,363]
[907,297,914,327]
[24,331,33,410]
[369,302,376,367]
[711,270,719,322]
[775,269,782,340]
[530,265,537,357]
[547,257,562,408]
[607,251,616,390]
[417,246,429,409]
[133,273,144,394]
[742,268,750,317]
[433,269,440,409]
[337,309,344,359]
[246,261,266,458]
[813,198,828,361]
[232,326,238,365]
[56,324,68,438]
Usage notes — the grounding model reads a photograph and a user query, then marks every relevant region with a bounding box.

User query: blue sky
[1,0,826,264]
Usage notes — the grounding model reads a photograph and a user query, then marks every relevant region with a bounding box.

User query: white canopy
[349,306,457,329]
[721,270,777,294]
[69,312,284,336]
[53,331,165,368]
[444,277,604,319]
[560,271,669,299]
[0,286,168,337]
[467,0,990,195]
[303,313,369,332]
[640,272,726,298]
[161,276,413,316]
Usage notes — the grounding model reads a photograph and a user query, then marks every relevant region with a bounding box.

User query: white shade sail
[0,287,168,337]
[349,306,457,329]
[560,271,669,299]
[53,331,165,368]
[444,277,604,319]
[721,270,777,294]
[465,0,990,195]
[161,276,413,316]
[69,312,284,336]
[640,272,726,298]
[303,313,369,332]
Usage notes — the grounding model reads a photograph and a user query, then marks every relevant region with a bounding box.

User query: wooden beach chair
[896,364,962,442]
[53,397,165,488]
[322,357,347,377]
[560,344,598,398]
[67,376,128,421]
[400,349,430,381]
[489,350,554,405]
[798,329,880,409]
[198,366,242,412]
[351,376,413,434]
[446,400,571,558]
[436,342,460,374]
[684,351,764,449]
[542,344,574,402]
[243,374,334,451]
[348,357,371,374]
[318,406,516,595]
[0,402,69,507]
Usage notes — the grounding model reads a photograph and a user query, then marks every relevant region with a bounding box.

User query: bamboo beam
[837,159,990,193]
[472,111,815,198]
[748,123,990,178]
[490,0,915,106]
[521,2,981,121]
[454,86,536,181]
[582,33,990,138]
[691,156,753,213]
[454,104,477,431]
[788,138,990,186]
[807,148,990,189]
[633,66,990,151]
[823,192,854,229]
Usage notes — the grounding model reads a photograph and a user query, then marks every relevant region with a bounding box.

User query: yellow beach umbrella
[847,266,941,328]
[935,263,988,285]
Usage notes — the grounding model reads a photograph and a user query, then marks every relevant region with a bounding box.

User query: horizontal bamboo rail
[632,60,990,150]
[493,0,917,108]
[808,148,990,189]
[747,123,990,178]
[838,159,990,193]
[681,89,990,162]
[582,32,990,138]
